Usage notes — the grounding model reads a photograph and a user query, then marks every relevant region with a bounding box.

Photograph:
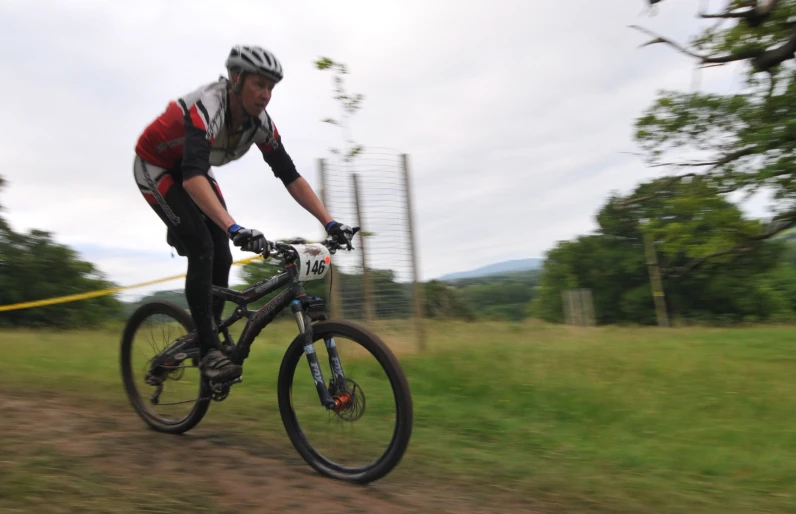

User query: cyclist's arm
[181,99,237,231]
[259,136,333,227]
[286,177,334,227]
[183,176,236,230]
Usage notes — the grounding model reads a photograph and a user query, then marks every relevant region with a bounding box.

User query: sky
[0,0,773,301]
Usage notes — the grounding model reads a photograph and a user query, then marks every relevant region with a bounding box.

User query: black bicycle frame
[211,265,301,363]
[208,259,344,410]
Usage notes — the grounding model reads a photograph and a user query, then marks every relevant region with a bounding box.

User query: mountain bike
[119,230,413,484]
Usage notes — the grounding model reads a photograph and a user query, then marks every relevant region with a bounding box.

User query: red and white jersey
[135,78,281,171]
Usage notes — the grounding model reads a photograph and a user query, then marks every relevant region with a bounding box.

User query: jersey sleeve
[180,93,224,181]
[256,121,301,186]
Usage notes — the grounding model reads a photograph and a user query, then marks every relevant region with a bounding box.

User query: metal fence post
[319,158,341,318]
[401,154,426,350]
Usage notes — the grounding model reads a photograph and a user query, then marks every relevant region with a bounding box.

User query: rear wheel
[120,300,210,434]
[277,320,413,483]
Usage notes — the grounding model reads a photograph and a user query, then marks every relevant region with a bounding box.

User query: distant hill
[438,258,543,282]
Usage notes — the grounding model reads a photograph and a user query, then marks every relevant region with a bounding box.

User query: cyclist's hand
[228,224,271,253]
[325,221,358,248]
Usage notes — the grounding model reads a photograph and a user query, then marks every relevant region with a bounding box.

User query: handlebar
[262,226,361,260]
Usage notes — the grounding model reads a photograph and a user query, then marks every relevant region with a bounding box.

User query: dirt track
[0,393,544,513]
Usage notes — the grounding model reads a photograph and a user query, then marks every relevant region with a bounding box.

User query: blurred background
[2,1,795,513]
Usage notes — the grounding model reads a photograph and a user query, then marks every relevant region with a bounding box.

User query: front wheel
[277,320,413,483]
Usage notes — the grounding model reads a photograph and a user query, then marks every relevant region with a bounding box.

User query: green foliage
[456,282,534,321]
[531,178,796,325]
[0,177,123,327]
[442,270,540,322]
[633,1,796,227]
[314,56,366,163]
[458,282,532,307]
[529,233,649,324]
[445,269,540,288]
[423,280,475,321]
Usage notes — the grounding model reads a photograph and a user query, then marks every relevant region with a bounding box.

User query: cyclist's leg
[133,156,235,375]
[204,172,233,325]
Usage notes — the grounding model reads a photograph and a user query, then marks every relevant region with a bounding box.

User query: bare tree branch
[614,173,698,208]
[768,70,777,99]
[748,0,781,27]
[663,206,796,277]
[630,15,796,72]
[663,245,755,277]
[700,0,780,25]
[648,159,728,169]
[616,146,759,209]
[619,151,645,158]
[751,213,796,241]
[703,146,759,169]
[641,0,664,16]
[753,25,796,71]
[700,10,753,20]
[630,25,706,60]
[630,24,765,66]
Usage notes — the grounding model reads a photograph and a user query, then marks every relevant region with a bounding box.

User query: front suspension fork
[291,300,348,410]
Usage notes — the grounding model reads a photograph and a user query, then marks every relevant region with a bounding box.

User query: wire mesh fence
[318,148,425,349]
[562,288,595,326]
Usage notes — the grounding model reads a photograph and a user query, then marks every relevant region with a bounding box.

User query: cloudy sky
[0,0,768,300]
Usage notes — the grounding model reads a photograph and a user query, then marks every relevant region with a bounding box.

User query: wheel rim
[285,330,405,474]
[125,311,204,426]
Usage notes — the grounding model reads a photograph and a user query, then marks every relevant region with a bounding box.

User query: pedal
[217,375,242,387]
[209,376,242,402]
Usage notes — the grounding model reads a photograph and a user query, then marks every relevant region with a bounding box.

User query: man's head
[225,45,283,117]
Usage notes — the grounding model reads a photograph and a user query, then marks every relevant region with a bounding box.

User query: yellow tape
[0,254,265,312]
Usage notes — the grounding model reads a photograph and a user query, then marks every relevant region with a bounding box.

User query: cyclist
[133,45,354,384]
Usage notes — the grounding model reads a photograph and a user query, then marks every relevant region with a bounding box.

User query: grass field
[1,319,795,513]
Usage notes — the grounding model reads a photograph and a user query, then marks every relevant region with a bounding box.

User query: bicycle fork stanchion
[292,300,337,410]
[325,337,346,384]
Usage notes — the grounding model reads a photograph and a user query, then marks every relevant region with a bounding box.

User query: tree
[0,176,123,327]
[530,178,796,325]
[623,0,796,273]
[423,280,475,321]
[437,270,540,322]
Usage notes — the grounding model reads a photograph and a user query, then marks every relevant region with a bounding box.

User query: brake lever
[346,226,360,251]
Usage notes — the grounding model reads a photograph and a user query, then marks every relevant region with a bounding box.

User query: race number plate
[291,243,331,282]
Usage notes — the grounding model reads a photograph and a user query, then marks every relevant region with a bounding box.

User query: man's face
[238,73,276,116]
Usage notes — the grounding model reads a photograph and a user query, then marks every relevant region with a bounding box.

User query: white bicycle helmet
[225,45,283,83]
